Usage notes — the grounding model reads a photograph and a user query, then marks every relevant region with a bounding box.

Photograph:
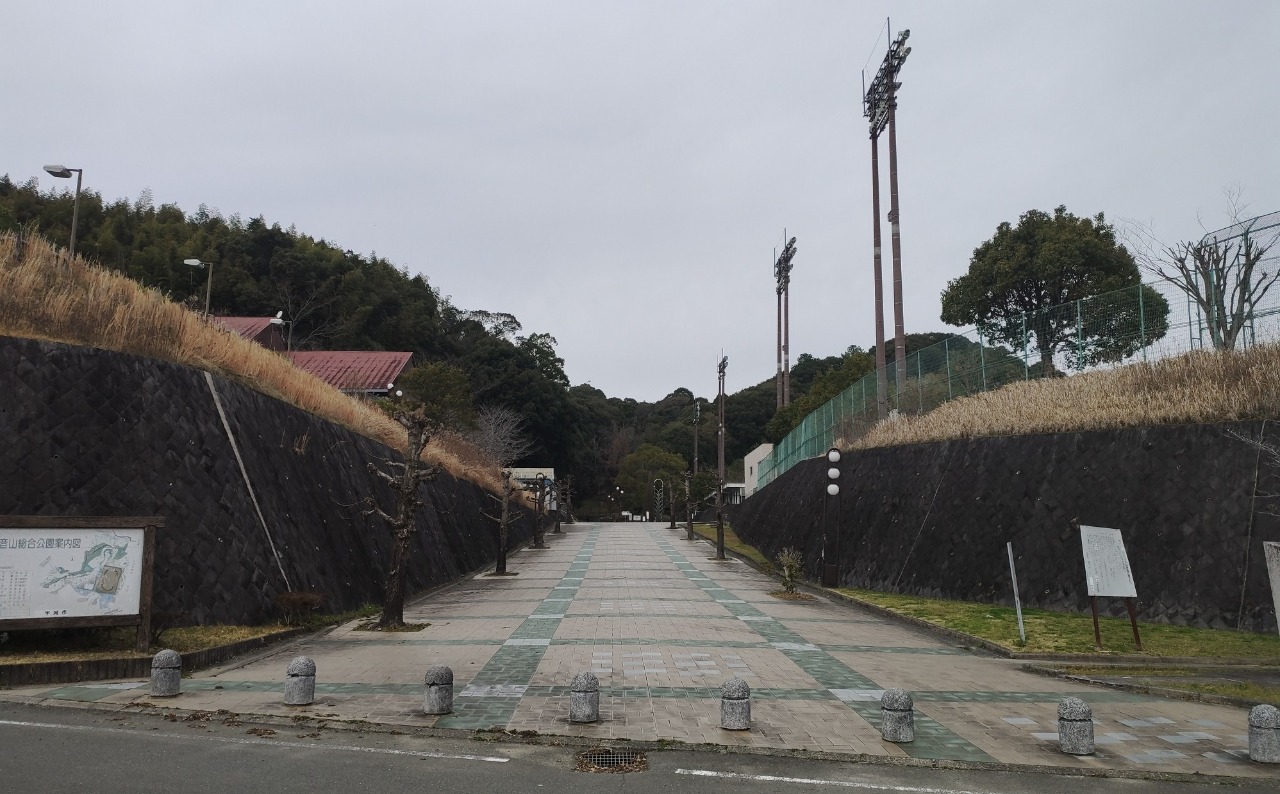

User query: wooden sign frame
[1,516,162,652]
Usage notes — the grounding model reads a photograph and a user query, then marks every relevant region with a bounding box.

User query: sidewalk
[3,523,1273,779]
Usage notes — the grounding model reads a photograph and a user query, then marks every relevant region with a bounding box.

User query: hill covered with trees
[4,175,870,503]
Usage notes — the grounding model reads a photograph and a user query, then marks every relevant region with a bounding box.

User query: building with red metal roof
[211,316,287,352]
[286,351,414,395]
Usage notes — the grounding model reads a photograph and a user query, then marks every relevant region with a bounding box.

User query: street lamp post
[184,259,213,317]
[822,447,842,586]
[43,165,83,262]
[715,355,728,561]
[270,311,293,351]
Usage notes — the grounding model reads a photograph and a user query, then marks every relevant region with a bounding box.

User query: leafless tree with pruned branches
[1129,194,1279,351]
[480,470,517,575]
[363,402,440,629]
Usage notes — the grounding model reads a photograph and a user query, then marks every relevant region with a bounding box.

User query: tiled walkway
[6,523,1274,779]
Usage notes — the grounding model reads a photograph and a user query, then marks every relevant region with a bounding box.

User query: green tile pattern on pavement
[648,529,996,764]
[434,529,600,730]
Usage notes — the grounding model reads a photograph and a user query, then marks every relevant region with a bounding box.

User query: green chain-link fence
[757,215,1280,492]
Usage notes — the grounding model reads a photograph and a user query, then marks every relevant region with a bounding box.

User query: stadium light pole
[43,164,83,262]
[864,27,911,414]
[184,258,214,317]
[773,236,797,407]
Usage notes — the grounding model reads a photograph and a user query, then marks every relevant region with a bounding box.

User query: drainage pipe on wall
[204,371,293,590]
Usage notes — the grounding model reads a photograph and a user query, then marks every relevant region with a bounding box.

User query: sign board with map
[0,516,160,651]
[1077,523,1142,651]
[1079,525,1138,598]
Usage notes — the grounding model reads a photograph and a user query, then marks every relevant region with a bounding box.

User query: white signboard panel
[1079,525,1138,598]
[0,528,145,619]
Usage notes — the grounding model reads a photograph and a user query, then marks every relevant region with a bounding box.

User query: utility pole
[715,355,728,560]
[864,25,911,413]
[773,236,797,406]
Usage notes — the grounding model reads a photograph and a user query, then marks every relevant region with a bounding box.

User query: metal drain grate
[575,747,648,773]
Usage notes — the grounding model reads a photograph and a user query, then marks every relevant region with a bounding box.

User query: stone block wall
[733,422,1280,631]
[0,337,532,625]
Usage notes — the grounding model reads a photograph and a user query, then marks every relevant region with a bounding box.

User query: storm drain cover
[575,747,648,773]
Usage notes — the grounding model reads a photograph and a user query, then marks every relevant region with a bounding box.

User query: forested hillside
[0,174,879,503]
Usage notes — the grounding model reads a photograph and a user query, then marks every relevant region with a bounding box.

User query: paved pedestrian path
[5,523,1273,779]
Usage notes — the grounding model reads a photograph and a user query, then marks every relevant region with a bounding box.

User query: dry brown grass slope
[856,342,1280,449]
[0,232,502,491]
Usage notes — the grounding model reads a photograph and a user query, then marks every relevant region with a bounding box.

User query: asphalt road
[0,702,1270,794]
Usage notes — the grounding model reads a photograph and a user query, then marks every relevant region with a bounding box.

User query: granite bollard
[149,649,182,697]
[720,677,751,730]
[1249,704,1280,763]
[879,688,914,742]
[284,656,316,705]
[423,665,454,715]
[569,671,600,723]
[1057,696,1095,755]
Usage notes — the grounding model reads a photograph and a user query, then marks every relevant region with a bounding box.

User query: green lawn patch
[837,588,1280,659]
[688,523,774,572]
[0,604,380,665]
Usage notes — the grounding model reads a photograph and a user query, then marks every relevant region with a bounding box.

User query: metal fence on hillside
[756,213,1280,490]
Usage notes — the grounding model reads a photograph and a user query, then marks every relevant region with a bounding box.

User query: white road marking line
[674,769,986,793]
[0,719,508,763]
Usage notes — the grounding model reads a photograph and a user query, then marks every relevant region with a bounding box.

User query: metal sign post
[1006,541,1026,645]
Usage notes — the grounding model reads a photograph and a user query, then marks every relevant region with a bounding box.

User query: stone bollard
[284,656,316,706]
[1057,696,1095,755]
[1249,704,1280,763]
[720,677,751,730]
[880,688,914,743]
[423,665,454,715]
[569,672,600,723]
[149,649,182,697]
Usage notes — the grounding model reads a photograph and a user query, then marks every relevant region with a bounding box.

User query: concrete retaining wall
[0,336,531,625]
[733,422,1280,631]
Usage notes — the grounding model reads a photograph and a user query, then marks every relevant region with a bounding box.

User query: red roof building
[211,316,287,352]
[287,351,414,395]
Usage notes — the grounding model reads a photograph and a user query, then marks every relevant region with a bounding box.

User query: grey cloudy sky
[6,1,1278,401]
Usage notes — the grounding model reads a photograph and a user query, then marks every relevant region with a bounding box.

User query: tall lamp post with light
[43,164,83,261]
[270,311,293,351]
[715,355,728,561]
[822,447,842,586]
[185,258,213,317]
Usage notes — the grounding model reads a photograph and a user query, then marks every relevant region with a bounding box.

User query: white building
[743,443,773,498]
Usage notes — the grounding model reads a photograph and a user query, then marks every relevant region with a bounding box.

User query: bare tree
[467,405,533,468]
[1130,202,1278,351]
[276,280,340,350]
[481,470,517,575]
[363,402,440,629]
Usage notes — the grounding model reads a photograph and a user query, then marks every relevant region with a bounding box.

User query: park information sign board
[1079,525,1137,598]
[0,528,145,619]
[0,517,160,651]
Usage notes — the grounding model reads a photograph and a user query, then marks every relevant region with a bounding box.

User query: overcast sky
[6,1,1278,401]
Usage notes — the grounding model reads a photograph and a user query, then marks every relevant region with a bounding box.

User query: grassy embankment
[0,232,502,491]
[854,341,1280,450]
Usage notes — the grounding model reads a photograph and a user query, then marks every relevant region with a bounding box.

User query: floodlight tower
[864,27,911,416]
[773,236,798,408]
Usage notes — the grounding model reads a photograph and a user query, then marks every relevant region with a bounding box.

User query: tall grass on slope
[0,233,500,491]
[856,345,1280,450]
